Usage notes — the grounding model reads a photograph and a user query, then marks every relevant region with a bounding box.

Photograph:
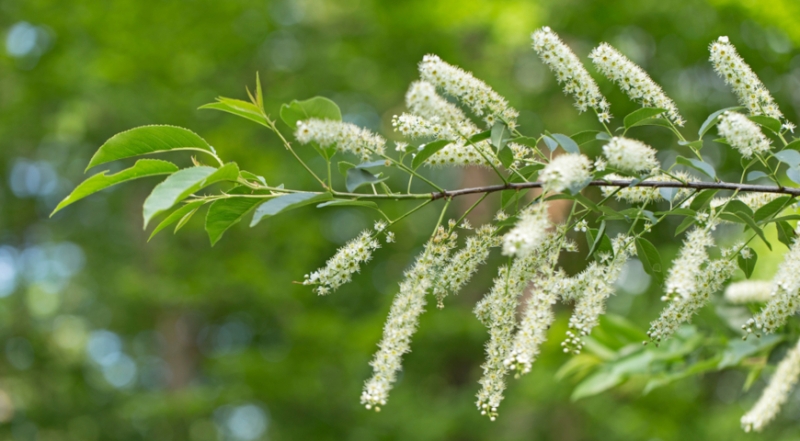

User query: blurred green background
[3,0,800,439]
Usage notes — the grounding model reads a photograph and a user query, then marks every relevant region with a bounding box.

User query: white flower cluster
[745,235,800,335]
[589,43,684,126]
[724,280,772,304]
[562,236,635,354]
[418,54,518,128]
[600,172,695,204]
[709,36,783,120]
[433,225,498,307]
[540,153,592,193]
[361,227,457,411]
[717,111,771,158]
[602,137,660,173]
[664,228,715,299]
[303,231,381,295]
[295,118,386,161]
[741,338,800,432]
[502,204,550,258]
[648,258,737,343]
[531,27,611,122]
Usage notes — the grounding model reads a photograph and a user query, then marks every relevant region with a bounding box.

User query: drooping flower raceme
[741,338,800,432]
[709,36,783,120]
[664,227,715,299]
[502,204,550,258]
[745,234,800,335]
[717,111,771,158]
[303,231,381,295]
[418,54,518,128]
[360,227,456,411]
[531,27,611,122]
[433,225,498,307]
[295,118,386,161]
[539,153,592,193]
[602,137,660,174]
[590,43,684,126]
[724,280,772,304]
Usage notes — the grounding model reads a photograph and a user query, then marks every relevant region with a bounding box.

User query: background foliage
[3,0,800,439]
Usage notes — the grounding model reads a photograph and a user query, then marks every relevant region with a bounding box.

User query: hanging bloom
[303,231,381,295]
[741,339,800,432]
[600,172,695,204]
[502,204,550,258]
[745,235,800,335]
[433,225,498,307]
[717,111,771,158]
[531,27,611,121]
[590,43,684,126]
[295,119,386,161]
[418,54,518,128]
[724,280,772,304]
[391,113,496,167]
[602,137,660,173]
[664,228,715,299]
[539,153,592,193]
[405,80,473,127]
[709,36,783,120]
[361,227,457,411]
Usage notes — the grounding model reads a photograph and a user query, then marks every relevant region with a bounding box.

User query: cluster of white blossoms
[303,231,381,295]
[361,226,457,410]
[717,111,771,158]
[433,225,499,307]
[600,172,695,204]
[663,228,715,299]
[602,137,660,174]
[709,36,783,120]
[531,27,611,122]
[418,54,518,128]
[295,118,386,161]
[589,43,684,126]
[561,236,635,354]
[741,338,800,432]
[539,153,592,193]
[501,203,550,257]
[724,280,772,304]
[745,234,800,335]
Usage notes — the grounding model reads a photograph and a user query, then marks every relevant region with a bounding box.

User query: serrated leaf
[142,163,239,228]
[174,204,202,233]
[571,130,601,145]
[52,159,178,215]
[542,135,558,151]
[676,156,716,180]
[635,237,664,284]
[551,133,580,154]
[737,247,757,278]
[490,122,511,151]
[699,107,741,139]
[250,192,333,227]
[776,220,796,248]
[412,140,451,169]
[346,168,389,192]
[749,115,781,133]
[317,199,379,209]
[754,196,792,223]
[774,150,800,168]
[199,98,269,127]
[86,125,213,170]
[205,196,264,245]
[747,170,769,182]
[624,107,667,130]
[149,200,206,241]
[279,96,342,130]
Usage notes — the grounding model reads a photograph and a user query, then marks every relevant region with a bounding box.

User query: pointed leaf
[571,130,601,145]
[317,200,379,209]
[774,150,800,168]
[280,96,342,130]
[346,168,389,192]
[490,122,511,151]
[174,204,202,233]
[699,107,741,139]
[149,200,206,241]
[542,135,558,151]
[689,190,719,211]
[551,133,580,154]
[737,247,757,278]
[498,145,515,168]
[412,140,451,169]
[52,159,178,215]
[199,98,269,127]
[754,196,792,223]
[508,136,539,149]
[676,156,716,180]
[788,167,800,185]
[749,115,781,134]
[87,125,213,170]
[205,196,264,245]
[468,130,491,143]
[250,192,333,226]
[338,161,356,176]
[624,107,667,130]
[635,237,664,284]
[776,220,796,248]
[747,171,769,182]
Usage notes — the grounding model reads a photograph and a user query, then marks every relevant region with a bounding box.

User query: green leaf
[624,107,667,130]
[199,98,269,127]
[571,130,601,145]
[412,140,451,169]
[674,217,696,236]
[787,167,800,185]
[776,220,796,248]
[338,161,356,176]
[676,156,716,180]
[722,199,755,220]
[148,200,206,241]
[86,125,213,170]
[490,122,511,151]
[346,168,389,192]
[551,133,580,154]
[251,192,333,227]
[52,159,178,215]
[279,96,342,130]
[596,132,611,141]
[644,356,721,394]
[571,369,624,401]
[784,139,800,150]
[727,212,772,250]
[174,203,202,232]
[142,163,239,228]
[749,115,781,133]
[508,136,539,149]
[747,170,769,182]
[542,135,558,151]
[586,221,607,259]
[355,160,386,169]
[497,145,515,168]
[718,334,783,369]
[635,237,664,284]
[754,196,792,223]
[698,107,741,139]
[628,117,673,130]
[737,247,757,278]
[468,130,491,143]
[774,150,800,168]
[689,189,719,211]
[317,199,379,209]
[658,187,678,202]
[205,196,264,245]
[678,140,703,149]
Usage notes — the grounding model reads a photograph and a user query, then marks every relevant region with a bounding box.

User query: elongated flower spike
[303,230,381,295]
[741,338,800,432]
[531,27,611,122]
[502,203,550,258]
[433,224,499,308]
[717,111,771,158]
[602,137,660,174]
[710,36,783,120]
[744,232,800,335]
[590,43,684,126]
[295,119,386,161]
